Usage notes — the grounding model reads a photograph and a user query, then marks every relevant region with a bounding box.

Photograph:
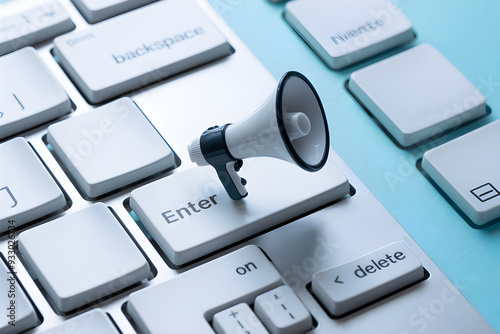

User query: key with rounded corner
[0,47,72,140]
[348,44,487,147]
[0,1,75,56]
[213,303,269,334]
[284,0,414,69]
[0,137,66,232]
[312,242,424,317]
[422,120,500,227]
[47,97,175,199]
[53,0,233,103]
[130,151,349,266]
[18,203,150,313]
[128,245,282,334]
[254,286,312,334]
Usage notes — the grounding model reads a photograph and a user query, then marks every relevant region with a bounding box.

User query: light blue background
[208,0,500,330]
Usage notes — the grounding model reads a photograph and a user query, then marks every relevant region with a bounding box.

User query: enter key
[312,242,424,317]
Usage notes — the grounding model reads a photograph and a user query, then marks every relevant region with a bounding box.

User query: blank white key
[53,0,233,103]
[312,242,424,317]
[254,286,312,334]
[284,0,414,69]
[0,47,71,140]
[0,258,39,334]
[130,150,349,265]
[348,44,487,147]
[47,97,175,198]
[0,137,66,233]
[37,309,119,333]
[422,120,500,227]
[128,245,283,334]
[18,203,150,312]
[71,0,157,23]
[0,0,75,56]
[213,303,269,334]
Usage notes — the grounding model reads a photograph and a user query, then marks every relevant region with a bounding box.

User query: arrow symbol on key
[334,275,344,284]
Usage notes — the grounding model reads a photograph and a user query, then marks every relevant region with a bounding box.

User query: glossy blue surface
[208,0,500,330]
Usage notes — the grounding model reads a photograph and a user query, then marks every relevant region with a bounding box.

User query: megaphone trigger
[233,159,243,172]
[209,160,248,200]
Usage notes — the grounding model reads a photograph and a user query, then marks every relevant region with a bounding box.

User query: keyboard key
[0,47,72,140]
[53,0,233,103]
[348,44,487,147]
[37,309,119,333]
[0,0,75,56]
[254,286,312,334]
[0,138,66,233]
[311,242,424,317]
[47,97,175,198]
[71,0,157,23]
[422,120,500,227]
[18,203,150,312]
[213,303,269,334]
[130,150,349,265]
[127,245,282,334]
[0,257,39,334]
[284,0,414,69]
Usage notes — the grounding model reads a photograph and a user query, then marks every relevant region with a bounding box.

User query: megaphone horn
[188,71,329,200]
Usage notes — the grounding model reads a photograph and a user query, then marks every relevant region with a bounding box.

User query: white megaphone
[187,71,329,200]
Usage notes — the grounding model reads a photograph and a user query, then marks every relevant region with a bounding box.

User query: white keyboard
[0,0,496,333]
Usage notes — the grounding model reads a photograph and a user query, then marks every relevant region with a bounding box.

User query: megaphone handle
[213,161,248,200]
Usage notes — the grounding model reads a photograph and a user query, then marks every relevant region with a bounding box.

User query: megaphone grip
[197,124,248,200]
[214,161,248,200]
